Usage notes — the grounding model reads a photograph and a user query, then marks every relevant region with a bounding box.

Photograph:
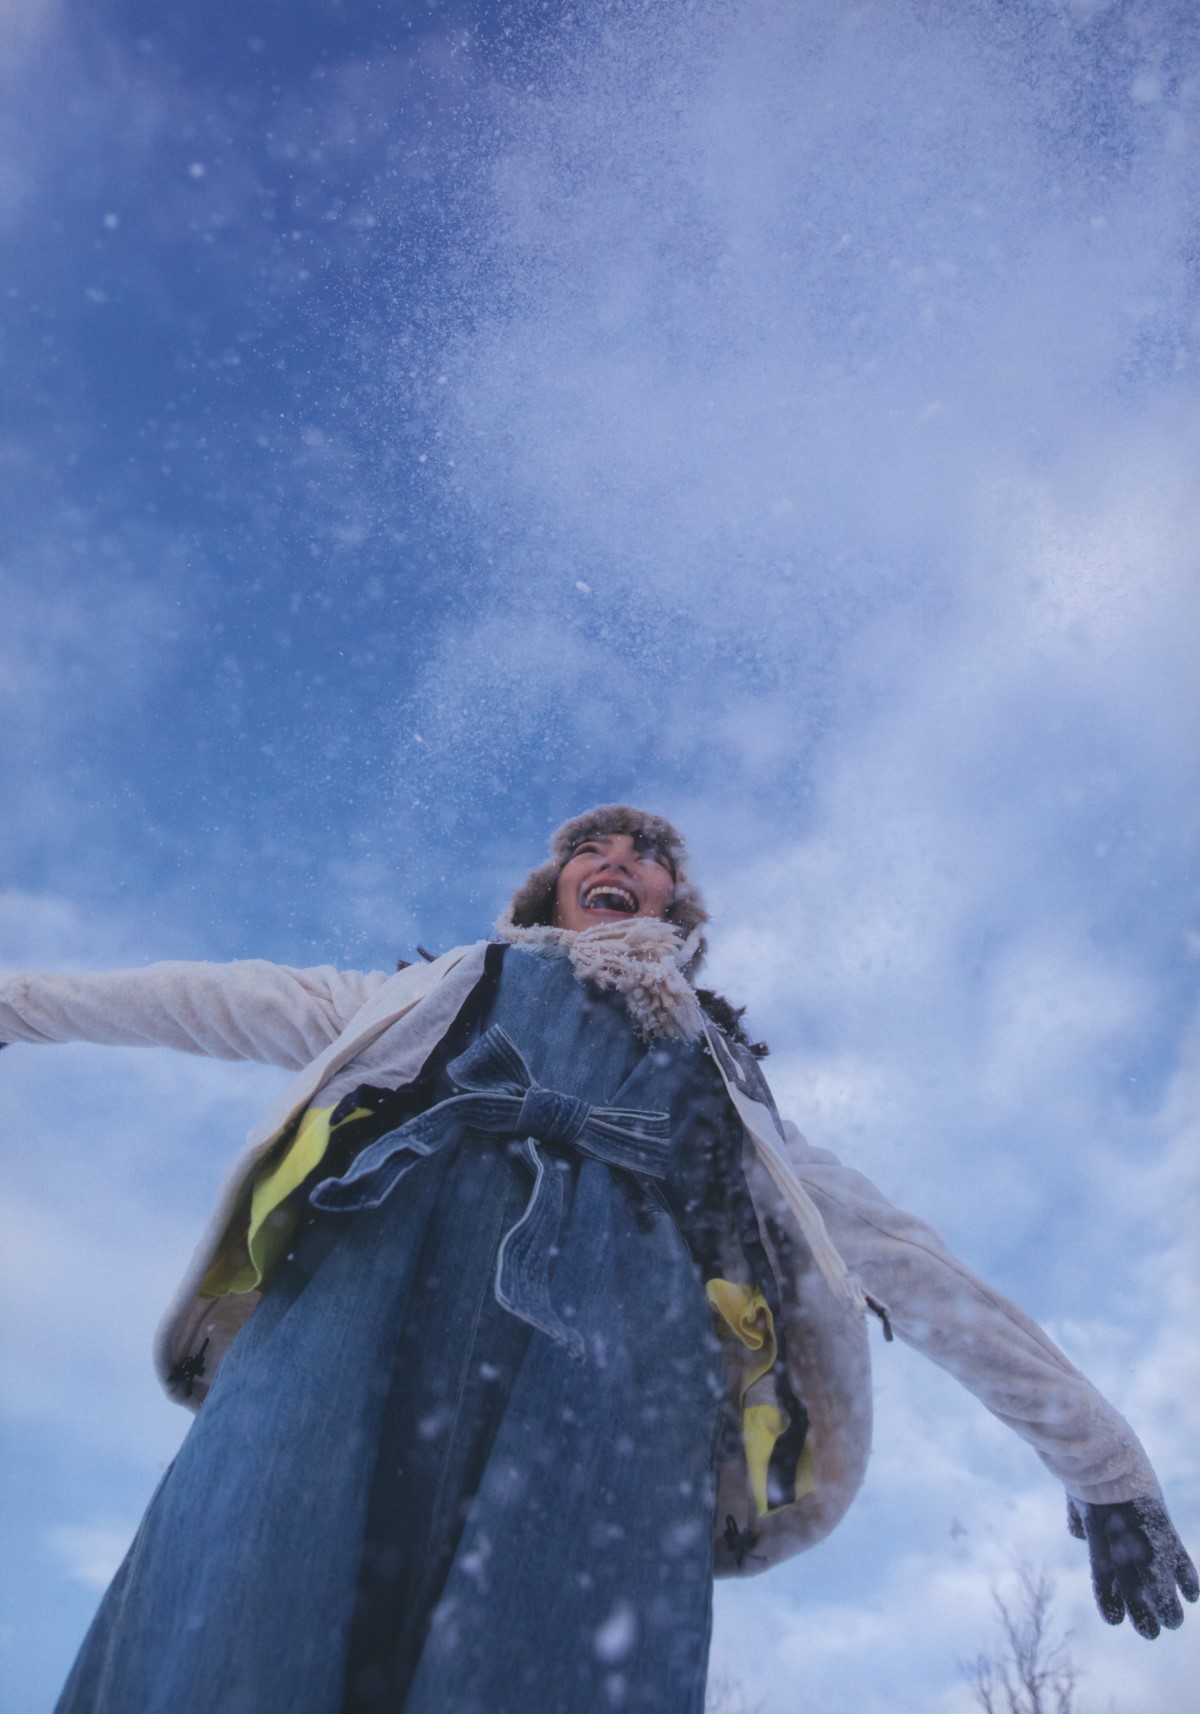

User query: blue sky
[2,1,1198,1709]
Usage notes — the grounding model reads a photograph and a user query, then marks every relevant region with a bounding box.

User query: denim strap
[310,1025,670,1359]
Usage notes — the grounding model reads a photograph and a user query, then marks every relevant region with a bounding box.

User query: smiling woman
[0,805,1195,1714]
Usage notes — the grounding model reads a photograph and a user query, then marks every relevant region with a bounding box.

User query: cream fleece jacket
[0,949,1162,1575]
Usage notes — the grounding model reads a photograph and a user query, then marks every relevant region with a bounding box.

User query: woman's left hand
[1068,1495,1199,1639]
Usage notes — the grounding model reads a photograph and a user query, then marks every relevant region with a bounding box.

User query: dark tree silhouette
[963,1565,1082,1714]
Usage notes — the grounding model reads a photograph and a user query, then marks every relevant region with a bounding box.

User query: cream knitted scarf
[494,915,705,1042]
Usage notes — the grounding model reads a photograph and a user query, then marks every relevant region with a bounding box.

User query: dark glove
[1068,1495,1199,1639]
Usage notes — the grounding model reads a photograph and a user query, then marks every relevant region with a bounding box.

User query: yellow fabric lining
[705,1278,776,1388]
[706,1277,814,1516]
[201,1103,370,1298]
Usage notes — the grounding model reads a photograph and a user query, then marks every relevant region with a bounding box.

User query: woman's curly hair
[695,988,769,1058]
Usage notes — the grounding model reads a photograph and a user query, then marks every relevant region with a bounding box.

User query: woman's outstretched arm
[782,1119,1196,1636]
[0,959,392,1070]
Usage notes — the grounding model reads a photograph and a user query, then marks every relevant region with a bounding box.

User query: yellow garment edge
[706,1278,815,1516]
[201,1104,370,1298]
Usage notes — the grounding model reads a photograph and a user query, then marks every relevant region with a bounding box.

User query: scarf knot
[494,914,705,1042]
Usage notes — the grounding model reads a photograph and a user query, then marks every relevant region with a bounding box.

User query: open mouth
[581,883,639,915]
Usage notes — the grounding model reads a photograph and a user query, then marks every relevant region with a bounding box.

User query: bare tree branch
[705,1671,766,1714]
[960,1564,1083,1714]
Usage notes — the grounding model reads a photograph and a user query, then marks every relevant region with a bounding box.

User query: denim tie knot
[515,1086,589,1148]
[310,1024,671,1361]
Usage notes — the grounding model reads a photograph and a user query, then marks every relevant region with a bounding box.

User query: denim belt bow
[309,1025,671,1360]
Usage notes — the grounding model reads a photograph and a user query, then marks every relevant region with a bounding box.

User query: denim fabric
[55,946,736,1714]
[54,1143,452,1714]
[313,1021,675,1360]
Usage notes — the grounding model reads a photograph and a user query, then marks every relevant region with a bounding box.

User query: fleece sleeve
[0,960,394,1070]
[782,1121,1161,1507]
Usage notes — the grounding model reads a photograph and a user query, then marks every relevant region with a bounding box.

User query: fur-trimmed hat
[503,803,709,951]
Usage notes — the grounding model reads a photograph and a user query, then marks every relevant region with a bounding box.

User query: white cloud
[47,1523,138,1593]
[0,890,179,971]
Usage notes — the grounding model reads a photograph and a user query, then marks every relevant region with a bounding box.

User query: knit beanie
[501,804,709,973]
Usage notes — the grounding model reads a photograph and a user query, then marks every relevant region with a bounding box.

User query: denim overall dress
[55,945,765,1714]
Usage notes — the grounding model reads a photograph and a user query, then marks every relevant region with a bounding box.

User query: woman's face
[552,832,676,932]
